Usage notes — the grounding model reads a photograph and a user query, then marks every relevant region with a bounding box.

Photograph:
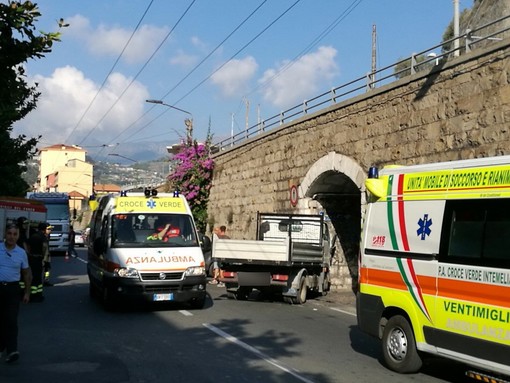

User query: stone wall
[207,39,510,290]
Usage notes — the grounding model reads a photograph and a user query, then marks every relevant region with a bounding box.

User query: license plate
[153,293,173,301]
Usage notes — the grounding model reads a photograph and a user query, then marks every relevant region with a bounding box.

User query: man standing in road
[0,224,32,363]
[16,217,29,252]
[67,225,77,258]
[43,224,53,286]
[209,226,230,287]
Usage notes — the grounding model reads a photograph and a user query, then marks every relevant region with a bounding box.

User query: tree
[167,130,214,233]
[393,3,477,80]
[441,8,472,55]
[0,1,63,196]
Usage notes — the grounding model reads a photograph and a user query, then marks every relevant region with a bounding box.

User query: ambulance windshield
[111,213,198,247]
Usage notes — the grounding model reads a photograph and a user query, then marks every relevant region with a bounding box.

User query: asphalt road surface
[0,249,472,383]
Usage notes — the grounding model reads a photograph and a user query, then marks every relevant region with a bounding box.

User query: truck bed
[213,239,290,263]
[213,238,327,265]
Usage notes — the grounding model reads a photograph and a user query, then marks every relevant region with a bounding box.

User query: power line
[70,0,155,146]
[158,0,268,101]
[114,1,269,144]
[246,0,363,97]
[80,0,197,148]
[170,0,302,107]
[228,0,362,136]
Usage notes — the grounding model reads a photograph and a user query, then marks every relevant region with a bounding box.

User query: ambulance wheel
[382,315,422,373]
[89,283,99,299]
[102,286,117,310]
[189,296,206,309]
[292,276,307,305]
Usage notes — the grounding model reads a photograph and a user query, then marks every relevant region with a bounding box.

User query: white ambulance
[87,189,207,309]
[358,156,510,381]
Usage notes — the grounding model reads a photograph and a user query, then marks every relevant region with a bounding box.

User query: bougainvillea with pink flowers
[168,133,214,231]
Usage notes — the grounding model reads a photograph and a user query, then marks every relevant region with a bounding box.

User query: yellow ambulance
[358,156,510,380]
[87,189,207,309]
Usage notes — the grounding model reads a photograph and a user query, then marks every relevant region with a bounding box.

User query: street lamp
[427,52,439,66]
[146,99,193,138]
[146,99,192,117]
[108,153,136,163]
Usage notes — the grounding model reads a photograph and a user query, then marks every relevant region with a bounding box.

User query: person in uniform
[67,225,77,258]
[26,223,50,302]
[42,224,53,286]
[147,218,181,242]
[16,217,29,252]
[0,224,32,363]
[16,217,29,295]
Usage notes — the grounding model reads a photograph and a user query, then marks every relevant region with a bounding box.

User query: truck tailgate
[213,239,289,263]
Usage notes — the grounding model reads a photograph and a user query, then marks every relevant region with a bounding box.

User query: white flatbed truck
[214,213,331,304]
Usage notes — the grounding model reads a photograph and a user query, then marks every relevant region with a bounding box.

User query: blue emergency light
[368,166,379,179]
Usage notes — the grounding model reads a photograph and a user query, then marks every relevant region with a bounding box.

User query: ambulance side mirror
[93,237,105,254]
[199,234,212,252]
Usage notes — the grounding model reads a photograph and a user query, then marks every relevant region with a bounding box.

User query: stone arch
[299,151,366,203]
[298,152,366,291]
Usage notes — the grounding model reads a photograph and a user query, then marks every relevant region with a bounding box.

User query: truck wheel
[292,276,307,304]
[235,287,251,300]
[382,315,422,373]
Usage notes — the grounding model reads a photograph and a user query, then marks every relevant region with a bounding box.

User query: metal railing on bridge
[213,14,510,152]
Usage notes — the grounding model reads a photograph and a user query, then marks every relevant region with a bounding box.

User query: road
[0,248,471,383]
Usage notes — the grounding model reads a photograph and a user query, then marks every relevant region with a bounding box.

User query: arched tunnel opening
[305,170,362,292]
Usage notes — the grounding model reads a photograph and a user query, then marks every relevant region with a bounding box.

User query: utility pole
[244,98,250,131]
[453,0,460,56]
[231,113,234,147]
[257,104,261,133]
[370,24,377,89]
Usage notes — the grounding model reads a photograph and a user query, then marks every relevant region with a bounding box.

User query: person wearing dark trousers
[42,224,53,286]
[26,223,50,301]
[16,217,29,251]
[16,217,29,295]
[0,223,32,364]
[67,225,77,258]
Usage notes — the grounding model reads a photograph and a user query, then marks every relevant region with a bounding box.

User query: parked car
[75,230,85,247]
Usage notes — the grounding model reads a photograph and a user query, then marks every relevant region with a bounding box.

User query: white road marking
[179,310,193,316]
[203,323,315,383]
[72,255,88,264]
[330,307,356,317]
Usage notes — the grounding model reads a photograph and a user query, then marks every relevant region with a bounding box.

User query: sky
[11,0,473,163]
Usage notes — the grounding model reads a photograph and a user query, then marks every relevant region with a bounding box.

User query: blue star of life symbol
[146,199,156,209]
[417,214,432,240]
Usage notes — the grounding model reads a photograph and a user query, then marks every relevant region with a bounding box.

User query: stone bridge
[206,38,510,291]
